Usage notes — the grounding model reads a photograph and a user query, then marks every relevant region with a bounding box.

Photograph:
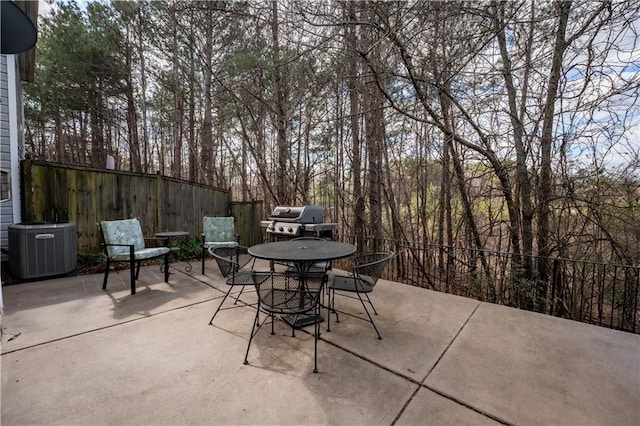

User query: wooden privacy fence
[20,160,263,252]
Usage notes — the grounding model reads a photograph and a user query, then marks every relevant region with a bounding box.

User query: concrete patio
[1,259,639,425]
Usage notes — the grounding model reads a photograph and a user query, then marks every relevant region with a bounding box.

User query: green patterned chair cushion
[203,216,239,248]
[110,247,170,261]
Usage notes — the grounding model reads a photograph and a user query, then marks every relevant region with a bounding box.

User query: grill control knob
[288,227,293,233]
[278,226,284,232]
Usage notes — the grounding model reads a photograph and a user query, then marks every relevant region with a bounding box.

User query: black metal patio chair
[208,246,258,325]
[327,250,395,339]
[201,216,240,275]
[244,271,325,373]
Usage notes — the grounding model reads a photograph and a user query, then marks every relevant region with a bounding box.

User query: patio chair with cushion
[208,246,259,325]
[244,271,325,373]
[327,250,395,339]
[100,218,170,295]
[202,216,240,274]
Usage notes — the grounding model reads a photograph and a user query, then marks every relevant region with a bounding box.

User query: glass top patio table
[248,239,356,272]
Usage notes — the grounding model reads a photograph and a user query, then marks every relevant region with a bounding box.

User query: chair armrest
[353,252,395,269]
[211,252,240,268]
[101,243,135,259]
[201,232,241,244]
[102,243,135,248]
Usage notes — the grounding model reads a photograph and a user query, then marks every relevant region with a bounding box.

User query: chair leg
[102,258,111,290]
[130,252,136,295]
[244,304,261,365]
[232,284,246,305]
[313,302,319,373]
[356,291,382,340]
[163,253,169,282]
[202,245,206,275]
[201,237,209,275]
[364,292,378,315]
[327,288,340,332]
[290,316,296,337]
[209,286,233,325]
[327,288,333,331]
[135,261,141,280]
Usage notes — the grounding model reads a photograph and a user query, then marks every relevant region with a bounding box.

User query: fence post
[155,171,162,232]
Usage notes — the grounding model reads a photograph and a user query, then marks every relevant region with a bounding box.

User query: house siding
[1,54,23,262]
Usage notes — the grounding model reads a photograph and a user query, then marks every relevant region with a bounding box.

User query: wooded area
[24,1,639,309]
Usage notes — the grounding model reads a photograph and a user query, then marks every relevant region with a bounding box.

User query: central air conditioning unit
[8,222,78,280]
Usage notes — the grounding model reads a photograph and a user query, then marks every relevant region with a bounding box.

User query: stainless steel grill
[261,205,338,240]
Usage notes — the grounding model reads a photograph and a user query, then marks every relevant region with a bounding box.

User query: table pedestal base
[282,313,324,328]
[155,232,193,273]
[159,248,193,273]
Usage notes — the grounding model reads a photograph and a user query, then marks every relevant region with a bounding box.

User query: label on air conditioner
[35,233,55,239]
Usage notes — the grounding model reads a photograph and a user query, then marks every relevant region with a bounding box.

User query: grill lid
[270,207,301,219]
[268,205,325,223]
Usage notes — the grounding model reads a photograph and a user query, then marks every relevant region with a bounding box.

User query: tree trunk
[137,6,150,172]
[201,6,214,185]
[363,6,384,251]
[188,63,197,182]
[187,15,198,183]
[271,0,289,205]
[124,30,142,172]
[494,0,534,281]
[171,6,183,179]
[537,0,572,310]
[346,2,365,248]
[365,82,384,250]
[89,84,105,168]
